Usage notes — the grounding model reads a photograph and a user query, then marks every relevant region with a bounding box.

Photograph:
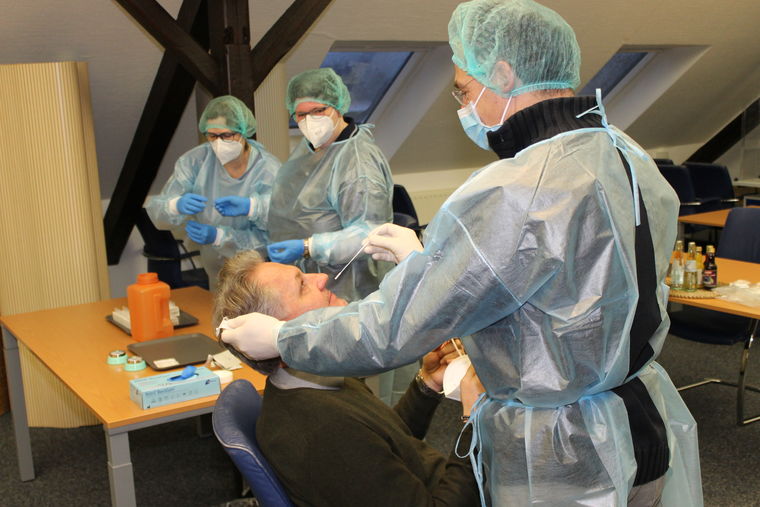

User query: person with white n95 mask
[266,68,394,303]
[265,68,418,405]
[146,95,281,290]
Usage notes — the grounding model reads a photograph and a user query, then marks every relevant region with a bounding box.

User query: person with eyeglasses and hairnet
[266,67,410,403]
[218,1,703,505]
[266,68,395,302]
[146,95,281,290]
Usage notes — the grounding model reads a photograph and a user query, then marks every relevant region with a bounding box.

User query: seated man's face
[252,263,348,320]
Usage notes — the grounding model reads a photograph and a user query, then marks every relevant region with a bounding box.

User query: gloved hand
[267,239,305,264]
[364,223,423,264]
[186,220,218,244]
[214,196,251,217]
[177,193,207,215]
[221,312,284,360]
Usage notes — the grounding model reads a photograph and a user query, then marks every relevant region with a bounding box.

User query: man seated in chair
[213,250,482,507]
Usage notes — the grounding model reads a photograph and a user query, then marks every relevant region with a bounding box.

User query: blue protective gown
[267,122,394,302]
[146,139,280,288]
[273,97,703,505]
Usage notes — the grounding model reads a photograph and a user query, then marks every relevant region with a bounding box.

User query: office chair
[658,164,722,241]
[392,184,424,235]
[668,207,760,425]
[134,208,209,290]
[683,162,740,209]
[212,380,295,507]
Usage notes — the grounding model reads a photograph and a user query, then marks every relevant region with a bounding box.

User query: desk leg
[2,326,35,481]
[105,429,137,507]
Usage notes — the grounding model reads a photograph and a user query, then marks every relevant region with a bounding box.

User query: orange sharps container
[127,273,173,341]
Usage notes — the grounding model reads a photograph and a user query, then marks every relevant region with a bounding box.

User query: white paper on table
[443,355,472,401]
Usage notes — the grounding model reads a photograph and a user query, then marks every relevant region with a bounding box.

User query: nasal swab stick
[334,241,368,280]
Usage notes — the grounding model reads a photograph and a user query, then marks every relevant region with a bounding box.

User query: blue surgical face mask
[457,87,512,151]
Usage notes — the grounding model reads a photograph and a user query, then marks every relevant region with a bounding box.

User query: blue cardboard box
[129,366,221,409]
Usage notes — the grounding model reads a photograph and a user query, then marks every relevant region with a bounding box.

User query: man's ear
[491,61,516,95]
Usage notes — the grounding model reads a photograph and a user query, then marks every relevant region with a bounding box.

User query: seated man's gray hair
[213,250,281,375]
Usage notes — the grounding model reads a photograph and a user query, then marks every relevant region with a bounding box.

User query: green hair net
[449,0,581,97]
[286,68,351,115]
[198,95,257,137]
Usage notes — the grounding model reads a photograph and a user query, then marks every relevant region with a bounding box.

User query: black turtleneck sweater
[487,96,670,486]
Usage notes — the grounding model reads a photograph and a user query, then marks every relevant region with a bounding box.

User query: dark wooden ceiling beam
[249,0,333,90]
[114,0,221,95]
[208,0,254,111]
[104,0,209,264]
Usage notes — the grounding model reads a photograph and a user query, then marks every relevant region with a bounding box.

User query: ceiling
[3,0,759,195]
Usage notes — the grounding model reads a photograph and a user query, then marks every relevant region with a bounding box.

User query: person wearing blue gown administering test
[146,95,280,290]
[219,1,703,505]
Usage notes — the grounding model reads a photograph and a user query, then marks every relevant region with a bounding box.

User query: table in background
[678,208,733,229]
[2,286,266,507]
[669,257,760,319]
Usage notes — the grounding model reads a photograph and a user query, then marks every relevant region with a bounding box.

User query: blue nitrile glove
[214,196,251,217]
[186,220,217,245]
[177,193,208,215]
[267,239,305,264]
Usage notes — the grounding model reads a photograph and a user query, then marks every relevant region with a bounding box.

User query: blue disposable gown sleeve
[277,181,532,377]
[145,153,200,229]
[248,190,270,229]
[308,140,393,266]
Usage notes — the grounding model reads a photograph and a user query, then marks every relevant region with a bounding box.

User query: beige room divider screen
[0,61,110,427]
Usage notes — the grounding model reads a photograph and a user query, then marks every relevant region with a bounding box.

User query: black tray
[127,333,225,370]
[106,309,198,336]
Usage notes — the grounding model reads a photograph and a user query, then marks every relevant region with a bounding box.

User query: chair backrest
[657,164,698,203]
[683,162,736,201]
[392,184,419,223]
[134,208,209,289]
[134,208,182,260]
[212,380,294,507]
[717,207,760,263]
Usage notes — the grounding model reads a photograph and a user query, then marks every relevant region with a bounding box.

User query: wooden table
[669,257,760,319]
[2,286,266,506]
[677,206,759,229]
[677,208,733,228]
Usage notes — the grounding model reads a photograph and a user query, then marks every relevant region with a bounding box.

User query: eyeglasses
[292,106,330,122]
[205,131,239,143]
[451,77,476,106]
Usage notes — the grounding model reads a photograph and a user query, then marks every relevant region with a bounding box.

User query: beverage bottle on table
[684,259,698,291]
[695,246,704,289]
[127,272,173,341]
[703,245,718,289]
[669,240,685,289]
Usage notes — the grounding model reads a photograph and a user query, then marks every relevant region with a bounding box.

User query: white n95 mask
[298,114,335,148]
[211,138,243,165]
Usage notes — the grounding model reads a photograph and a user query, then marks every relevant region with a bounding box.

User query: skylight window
[580,51,652,98]
[289,51,413,127]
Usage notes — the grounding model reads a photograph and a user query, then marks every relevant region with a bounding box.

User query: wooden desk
[677,206,759,229]
[677,208,733,228]
[2,286,266,506]
[669,257,760,319]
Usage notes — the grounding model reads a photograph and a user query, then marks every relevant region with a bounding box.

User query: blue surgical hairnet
[449,0,581,97]
[286,68,351,115]
[198,95,257,138]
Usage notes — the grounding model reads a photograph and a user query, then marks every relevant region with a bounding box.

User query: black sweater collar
[488,96,602,159]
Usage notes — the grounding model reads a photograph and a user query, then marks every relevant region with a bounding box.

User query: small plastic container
[127,273,173,342]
